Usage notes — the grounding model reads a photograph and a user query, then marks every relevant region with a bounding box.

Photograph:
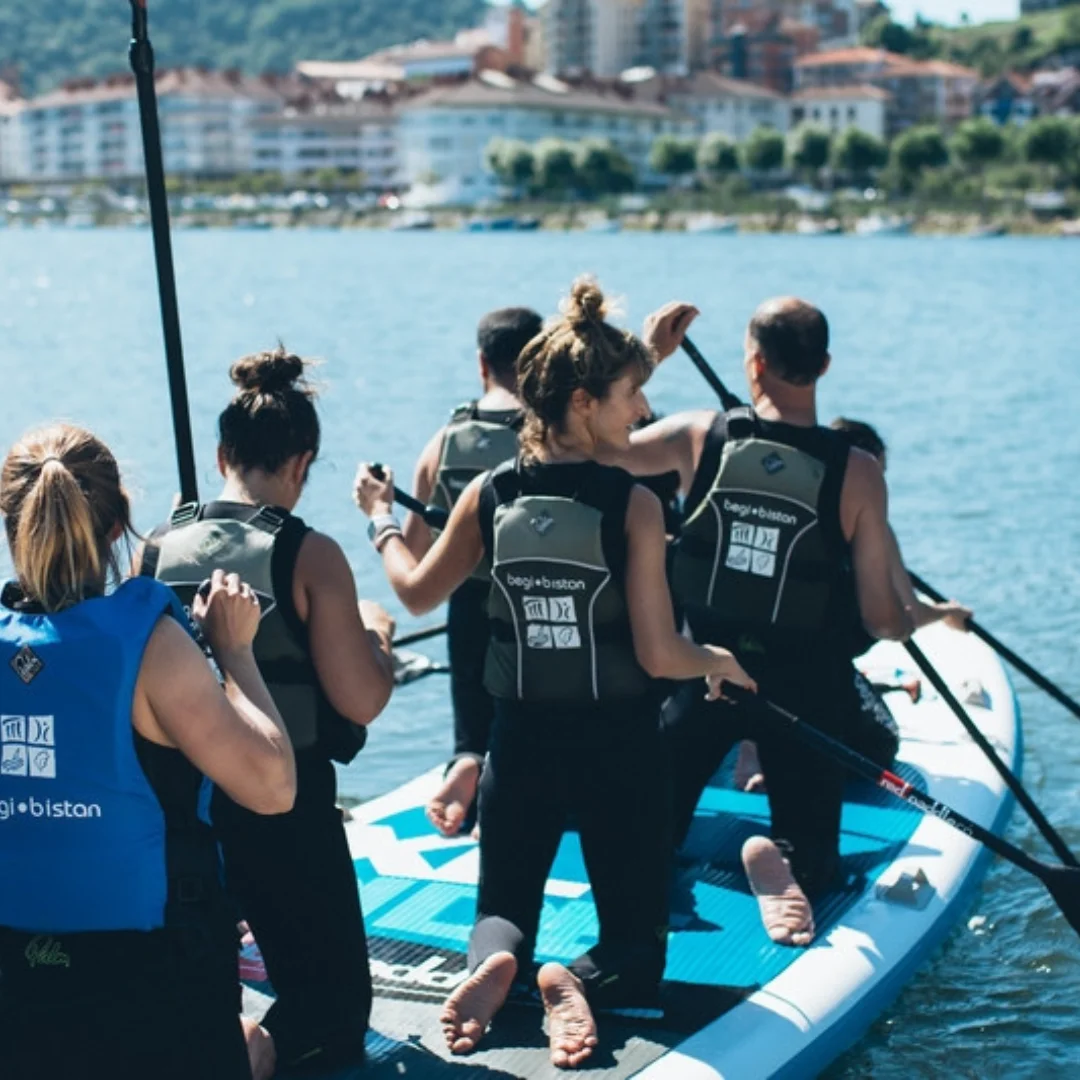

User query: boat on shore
[855,214,913,237]
[685,213,738,235]
[242,624,1019,1078]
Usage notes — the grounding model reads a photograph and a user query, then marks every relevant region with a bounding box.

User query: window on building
[812,107,820,119]
[429,136,453,151]
[848,106,856,121]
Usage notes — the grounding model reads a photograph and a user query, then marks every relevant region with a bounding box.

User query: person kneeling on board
[354,277,756,1069]
[732,416,972,791]
[403,306,539,837]
[140,348,395,1078]
[606,296,960,948]
[0,425,295,1080]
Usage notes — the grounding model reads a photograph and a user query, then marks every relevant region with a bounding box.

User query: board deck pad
[243,759,923,1079]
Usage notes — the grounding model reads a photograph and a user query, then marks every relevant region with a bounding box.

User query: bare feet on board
[742,836,815,947]
[439,950,517,1054]
[241,1017,277,1080]
[733,740,767,793]
[427,756,481,837]
[538,962,598,1069]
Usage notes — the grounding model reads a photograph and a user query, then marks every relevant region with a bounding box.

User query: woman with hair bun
[141,346,396,1077]
[0,424,295,1080]
[354,278,756,1069]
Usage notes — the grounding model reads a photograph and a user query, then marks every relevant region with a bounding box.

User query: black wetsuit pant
[213,748,371,1072]
[0,915,247,1080]
[469,697,672,1008]
[666,654,861,897]
[447,577,495,766]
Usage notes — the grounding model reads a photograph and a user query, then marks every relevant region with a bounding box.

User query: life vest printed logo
[475,434,492,451]
[523,595,582,649]
[725,524,780,578]
[1,715,56,779]
[530,511,555,536]
[761,451,786,475]
[9,645,43,685]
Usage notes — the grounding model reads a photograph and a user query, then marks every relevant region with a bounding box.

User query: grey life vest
[431,401,521,582]
[480,461,650,703]
[672,408,850,651]
[141,502,363,761]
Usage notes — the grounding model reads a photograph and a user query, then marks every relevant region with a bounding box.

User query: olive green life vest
[481,462,650,702]
[142,503,326,753]
[672,409,849,648]
[431,401,521,582]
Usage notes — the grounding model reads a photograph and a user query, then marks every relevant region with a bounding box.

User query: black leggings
[0,920,247,1080]
[213,750,371,1071]
[447,577,495,764]
[469,698,672,1008]
[665,658,863,896]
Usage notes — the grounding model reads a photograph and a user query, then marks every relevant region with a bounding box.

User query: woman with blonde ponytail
[355,278,757,1070]
[0,424,296,1080]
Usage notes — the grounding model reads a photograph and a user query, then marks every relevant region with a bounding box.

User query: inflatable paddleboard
[243,622,1019,1078]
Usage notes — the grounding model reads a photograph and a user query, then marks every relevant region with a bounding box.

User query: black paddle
[904,639,1078,868]
[679,335,1078,866]
[129,0,198,504]
[722,683,1080,936]
[910,572,1080,723]
[369,464,450,530]
[393,623,448,648]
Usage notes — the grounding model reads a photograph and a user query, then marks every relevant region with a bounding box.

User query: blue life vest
[0,576,197,933]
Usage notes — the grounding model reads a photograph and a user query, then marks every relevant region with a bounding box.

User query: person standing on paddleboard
[139,348,395,1078]
[610,297,971,948]
[353,277,757,1070]
[0,424,296,1080]
[402,307,540,837]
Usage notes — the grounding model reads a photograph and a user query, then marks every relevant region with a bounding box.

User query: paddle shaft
[904,640,1078,867]
[392,623,448,648]
[129,1,198,504]
[370,465,449,530]
[681,337,744,412]
[725,685,1051,881]
[910,572,1080,722]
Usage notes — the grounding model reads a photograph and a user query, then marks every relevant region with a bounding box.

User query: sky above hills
[889,1,1019,24]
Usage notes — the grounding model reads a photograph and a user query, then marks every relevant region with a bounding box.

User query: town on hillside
[1,0,1079,233]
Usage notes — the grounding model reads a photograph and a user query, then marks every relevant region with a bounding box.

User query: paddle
[722,683,1080,936]
[369,464,450,530]
[129,0,198,504]
[910,572,1080,723]
[678,335,1079,867]
[904,639,1078,868]
[393,623,448,648]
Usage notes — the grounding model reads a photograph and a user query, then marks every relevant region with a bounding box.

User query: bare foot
[742,836,815,947]
[538,963,598,1070]
[439,951,517,1054]
[427,757,481,837]
[241,1017,277,1080]
[734,740,767,793]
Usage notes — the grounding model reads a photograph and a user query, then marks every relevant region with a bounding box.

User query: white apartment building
[0,99,25,181]
[790,84,889,140]
[249,100,399,185]
[15,69,281,182]
[399,70,688,204]
[545,0,643,77]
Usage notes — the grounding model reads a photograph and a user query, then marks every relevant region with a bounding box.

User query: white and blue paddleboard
[243,622,1019,1079]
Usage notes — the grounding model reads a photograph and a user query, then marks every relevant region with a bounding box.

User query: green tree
[534,139,578,196]
[950,118,1006,172]
[892,125,949,177]
[861,14,914,54]
[742,127,785,174]
[648,135,698,183]
[573,139,635,197]
[485,138,535,191]
[787,125,831,184]
[697,132,739,181]
[831,127,888,180]
[1022,116,1075,174]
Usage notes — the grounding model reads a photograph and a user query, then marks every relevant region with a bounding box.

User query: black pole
[392,623,449,648]
[910,572,1080,722]
[129,0,198,504]
[681,336,744,412]
[904,639,1078,868]
[370,465,449,529]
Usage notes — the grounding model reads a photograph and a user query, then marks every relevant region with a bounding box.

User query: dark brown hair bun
[229,345,308,396]
[564,276,608,329]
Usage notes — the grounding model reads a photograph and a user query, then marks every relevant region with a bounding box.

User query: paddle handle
[909,573,1080,721]
[904,640,1078,868]
[369,465,450,530]
[723,684,1048,880]
[681,337,744,412]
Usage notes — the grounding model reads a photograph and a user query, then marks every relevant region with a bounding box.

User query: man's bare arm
[599,409,715,497]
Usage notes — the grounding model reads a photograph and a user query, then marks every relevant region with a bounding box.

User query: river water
[1,228,1078,1076]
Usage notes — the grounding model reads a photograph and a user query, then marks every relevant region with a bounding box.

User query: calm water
[1,228,1078,1076]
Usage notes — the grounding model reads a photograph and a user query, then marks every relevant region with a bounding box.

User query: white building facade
[790,84,889,140]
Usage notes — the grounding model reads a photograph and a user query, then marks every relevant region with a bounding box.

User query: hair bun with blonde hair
[230,346,307,396]
[564,277,608,330]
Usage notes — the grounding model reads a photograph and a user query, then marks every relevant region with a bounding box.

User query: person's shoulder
[296,530,351,582]
[843,446,887,506]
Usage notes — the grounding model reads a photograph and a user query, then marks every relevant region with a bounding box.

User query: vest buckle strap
[169,502,200,527]
[252,506,287,533]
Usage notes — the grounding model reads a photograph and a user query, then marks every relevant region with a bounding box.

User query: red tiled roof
[28,69,283,108]
[795,47,898,68]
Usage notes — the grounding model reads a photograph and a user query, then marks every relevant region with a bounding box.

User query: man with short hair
[616,296,968,946]
[404,307,542,835]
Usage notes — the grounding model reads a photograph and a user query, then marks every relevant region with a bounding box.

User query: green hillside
[0,0,490,96]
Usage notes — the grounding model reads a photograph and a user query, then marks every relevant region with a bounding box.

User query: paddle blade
[1042,864,1080,936]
